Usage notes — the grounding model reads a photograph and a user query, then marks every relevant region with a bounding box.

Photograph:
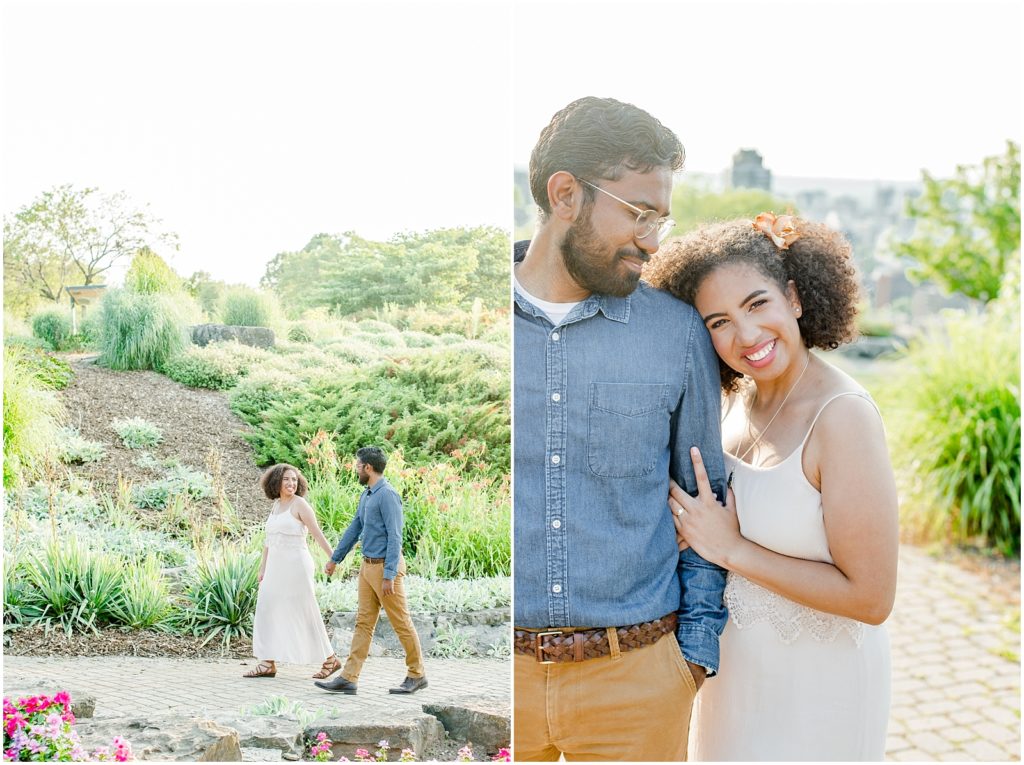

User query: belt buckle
[534,630,565,664]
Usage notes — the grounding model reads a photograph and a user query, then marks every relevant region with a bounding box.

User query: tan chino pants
[514,631,698,761]
[340,556,425,682]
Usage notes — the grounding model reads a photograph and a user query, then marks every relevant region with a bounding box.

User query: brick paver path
[2,655,508,721]
[886,546,1019,761]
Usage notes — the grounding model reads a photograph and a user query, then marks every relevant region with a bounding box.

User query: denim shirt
[513,243,729,675]
[331,477,404,580]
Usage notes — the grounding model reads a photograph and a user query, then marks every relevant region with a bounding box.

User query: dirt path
[58,354,268,523]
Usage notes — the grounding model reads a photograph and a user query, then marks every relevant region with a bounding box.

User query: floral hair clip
[753,212,799,250]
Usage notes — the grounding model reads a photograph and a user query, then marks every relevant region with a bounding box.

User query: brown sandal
[243,661,276,678]
[313,655,341,679]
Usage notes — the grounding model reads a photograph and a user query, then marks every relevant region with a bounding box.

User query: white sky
[3,1,1020,289]
[514,1,1022,180]
[2,1,513,287]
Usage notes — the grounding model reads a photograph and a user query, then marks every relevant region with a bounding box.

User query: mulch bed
[57,354,269,524]
[5,624,253,659]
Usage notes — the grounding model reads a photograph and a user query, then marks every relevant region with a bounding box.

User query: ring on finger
[675,507,685,517]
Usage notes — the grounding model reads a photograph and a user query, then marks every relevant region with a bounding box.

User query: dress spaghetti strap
[798,390,881,451]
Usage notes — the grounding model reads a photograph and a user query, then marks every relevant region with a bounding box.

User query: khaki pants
[341,557,425,681]
[514,631,697,761]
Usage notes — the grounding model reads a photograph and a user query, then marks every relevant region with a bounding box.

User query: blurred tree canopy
[3,185,177,316]
[670,183,797,236]
[897,140,1020,303]
[261,226,509,316]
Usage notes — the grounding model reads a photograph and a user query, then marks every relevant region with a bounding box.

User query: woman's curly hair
[260,463,309,499]
[645,217,861,392]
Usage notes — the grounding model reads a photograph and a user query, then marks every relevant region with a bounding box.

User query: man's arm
[672,316,729,678]
[331,508,363,564]
[380,489,404,582]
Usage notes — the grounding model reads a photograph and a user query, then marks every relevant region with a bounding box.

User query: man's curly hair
[645,217,861,392]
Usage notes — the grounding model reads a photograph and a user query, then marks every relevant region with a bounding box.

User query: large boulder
[75,717,241,761]
[304,713,444,762]
[422,699,511,753]
[210,715,304,758]
[191,324,275,349]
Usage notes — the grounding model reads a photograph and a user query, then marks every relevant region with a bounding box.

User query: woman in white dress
[243,463,341,679]
[646,215,899,761]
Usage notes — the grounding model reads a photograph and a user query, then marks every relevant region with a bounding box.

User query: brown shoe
[243,661,276,678]
[312,655,341,679]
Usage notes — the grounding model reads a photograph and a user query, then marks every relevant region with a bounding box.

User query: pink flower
[492,747,512,762]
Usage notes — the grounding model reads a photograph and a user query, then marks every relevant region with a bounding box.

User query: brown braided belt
[514,612,677,664]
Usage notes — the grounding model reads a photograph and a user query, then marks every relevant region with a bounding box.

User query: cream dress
[689,392,891,761]
[251,501,333,663]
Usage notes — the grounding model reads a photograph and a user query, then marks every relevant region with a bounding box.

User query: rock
[240,747,284,761]
[191,324,275,349]
[304,713,444,761]
[422,700,510,753]
[210,715,304,757]
[76,717,242,761]
[4,687,96,719]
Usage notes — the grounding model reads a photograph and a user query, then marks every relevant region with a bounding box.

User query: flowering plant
[308,731,334,762]
[491,748,512,762]
[3,692,132,762]
[752,212,800,250]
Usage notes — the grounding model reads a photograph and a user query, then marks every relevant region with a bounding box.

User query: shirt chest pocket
[587,382,670,478]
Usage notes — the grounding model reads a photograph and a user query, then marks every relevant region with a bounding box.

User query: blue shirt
[513,242,729,675]
[331,477,404,580]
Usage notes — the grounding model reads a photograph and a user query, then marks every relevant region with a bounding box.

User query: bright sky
[4,1,1020,289]
[2,1,513,287]
[514,1,1022,181]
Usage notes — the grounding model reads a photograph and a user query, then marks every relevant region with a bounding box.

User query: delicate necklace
[727,352,812,489]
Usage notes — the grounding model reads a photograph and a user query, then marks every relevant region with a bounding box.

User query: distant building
[731,149,772,190]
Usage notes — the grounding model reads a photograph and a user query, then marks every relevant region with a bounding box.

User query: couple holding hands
[243,446,427,697]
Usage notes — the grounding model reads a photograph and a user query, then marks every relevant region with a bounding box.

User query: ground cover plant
[111,417,163,449]
[875,305,1020,555]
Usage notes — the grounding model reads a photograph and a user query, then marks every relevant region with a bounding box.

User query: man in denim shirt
[315,446,426,695]
[513,97,728,761]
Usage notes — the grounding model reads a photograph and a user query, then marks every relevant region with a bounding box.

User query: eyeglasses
[577,178,676,243]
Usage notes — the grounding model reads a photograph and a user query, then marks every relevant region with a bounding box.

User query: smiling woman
[646,216,899,761]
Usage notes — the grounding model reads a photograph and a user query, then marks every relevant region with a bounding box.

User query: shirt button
[551,331,560,341]
[552,519,562,529]
[551,454,560,465]
[551,392,561,402]
[552,584,562,594]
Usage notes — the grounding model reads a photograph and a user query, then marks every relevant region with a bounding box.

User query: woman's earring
[794,306,802,316]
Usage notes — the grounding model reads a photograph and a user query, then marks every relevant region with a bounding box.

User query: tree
[124,247,183,294]
[896,141,1020,303]
[3,185,177,311]
[671,183,798,236]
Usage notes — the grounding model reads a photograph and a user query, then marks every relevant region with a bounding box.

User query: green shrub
[4,557,29,625]
[112,556,176,630]
[96,289,190,371]
[163,342,263,389]
[125,249,182,294]
[20,540,125,634]
[3,346,64,488]
[877,309,1020,554]
[112,417,163,449]
[221,287,274,327]
[57,427,107,464]
[31,308,73,350]
[75,312,103,349]
[287,324,312,343]
[133,464,214,509]
[183,548,260,647]
[15,346,74,390]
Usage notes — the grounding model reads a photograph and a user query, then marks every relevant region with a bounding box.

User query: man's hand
[686,661,706,691]
[324,561,337,576]
[382,578,395,597]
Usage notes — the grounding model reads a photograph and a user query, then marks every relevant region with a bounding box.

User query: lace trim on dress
[725,573,864,647]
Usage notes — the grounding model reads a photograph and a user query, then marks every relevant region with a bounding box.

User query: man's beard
[358,473,369,485]
[560,206,647,298]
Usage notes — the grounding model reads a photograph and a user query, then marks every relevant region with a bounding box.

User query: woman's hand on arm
[668,448,745,566]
